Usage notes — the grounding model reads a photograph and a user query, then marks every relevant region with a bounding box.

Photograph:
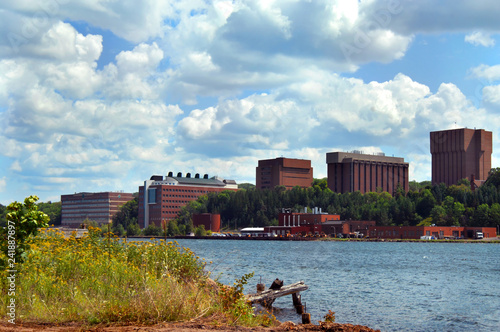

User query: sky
[1,0,500,204]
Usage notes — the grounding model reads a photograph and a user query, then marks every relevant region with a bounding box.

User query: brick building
[326,151,409,194]
[256,157,313,190]
[193,213,221,233]
[263,208,339,236]
[262,209,374,237]
[367,225,497,240]
[430,128,492,186]
[138,173,238,228]
[61,191,134,227]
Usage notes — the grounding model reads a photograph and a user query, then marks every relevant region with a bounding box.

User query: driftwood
[246,281,308,308]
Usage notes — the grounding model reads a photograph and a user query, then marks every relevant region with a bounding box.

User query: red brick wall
[257,158,313,190]
[193,213,221,232]
[431,128,492,186]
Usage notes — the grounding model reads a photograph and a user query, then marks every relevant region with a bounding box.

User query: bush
[143,224,162,236]
[194,225,206,237]
[126,223,141,236]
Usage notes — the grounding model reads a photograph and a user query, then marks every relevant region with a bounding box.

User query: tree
[112,197,138,232]
[1,195,50,265]
[430,205,446,226]
[143,224,162,236]
[126,223,141,236]
[37,201,62,225]
[167,219,180,236]
[194,224,206,236]
[416,189,436,219]
[484,167,500,188]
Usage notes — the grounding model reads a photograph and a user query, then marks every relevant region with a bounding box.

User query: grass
[0,227,277,327]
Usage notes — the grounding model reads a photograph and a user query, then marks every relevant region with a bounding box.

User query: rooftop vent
[168,171,173,177]
[203,174,209,179]
[177,172,182,177]
[195,173,200,178]
[186,173,191,178]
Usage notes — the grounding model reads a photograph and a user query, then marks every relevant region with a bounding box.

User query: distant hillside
[238,183,255,190]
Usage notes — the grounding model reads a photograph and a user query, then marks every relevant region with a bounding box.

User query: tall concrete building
[61,191,134,227]
[326,151,409,194]
[430,128,492,186]
[138,173,238,228]
[256,157,313,190]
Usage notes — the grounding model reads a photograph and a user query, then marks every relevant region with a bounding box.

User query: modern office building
[138,173,238,228]
[326,151,409,194]
[430,128,492,186]
[256,157,313,190]
[61,191,134,227]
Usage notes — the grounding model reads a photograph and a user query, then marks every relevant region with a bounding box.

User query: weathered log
[246,281,308,305]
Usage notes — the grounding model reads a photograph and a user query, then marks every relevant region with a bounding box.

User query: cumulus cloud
[469,64,500,82]
[2,0,500,203]
[465,31,495,47]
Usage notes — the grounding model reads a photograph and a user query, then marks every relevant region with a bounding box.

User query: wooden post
[302,313,311,324]
[292,293,303,314]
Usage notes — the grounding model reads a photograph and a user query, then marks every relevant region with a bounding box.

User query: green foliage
[484,167,500,188]
[167,219,180,236]
[112,197,138,233]
[0,229,214,324]
[238,183,256,190]
[143,224,162,236]
[218,272,256,325]
[126,223,141,236]
[37,201,61,225]
[194,224,207,237]
[0,195,50,265]
[0,203,6,228]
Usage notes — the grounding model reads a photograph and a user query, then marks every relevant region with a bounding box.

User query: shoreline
[126,235,500,243]
[0,320,380,332]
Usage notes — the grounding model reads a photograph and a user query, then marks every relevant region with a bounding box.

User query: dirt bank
[1,320,380,332]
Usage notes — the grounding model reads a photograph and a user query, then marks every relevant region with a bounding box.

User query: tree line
[110,169,500,235]
[3,169,500,236]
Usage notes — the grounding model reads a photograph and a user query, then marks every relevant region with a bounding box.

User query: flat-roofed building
[326,151,409,194]
[61,191,134,227]
[138,173,238,228]
[430,128,492,186]
[256,157,313,190]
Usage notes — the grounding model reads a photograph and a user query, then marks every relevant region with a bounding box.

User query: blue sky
[1,0,500,204]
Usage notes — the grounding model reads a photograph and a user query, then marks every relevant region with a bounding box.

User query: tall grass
[0,227,275,326]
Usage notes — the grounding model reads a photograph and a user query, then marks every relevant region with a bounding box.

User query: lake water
[170,239,499,332]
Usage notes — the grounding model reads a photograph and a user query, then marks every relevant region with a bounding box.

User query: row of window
[62,204,110,208]
[160,188,212,193]
[63,199,110,203]
[162,194,200,197]
[62,212,110,217]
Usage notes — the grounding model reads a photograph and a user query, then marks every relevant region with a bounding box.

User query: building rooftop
[326,151,407,164]
[148,174,238,189]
